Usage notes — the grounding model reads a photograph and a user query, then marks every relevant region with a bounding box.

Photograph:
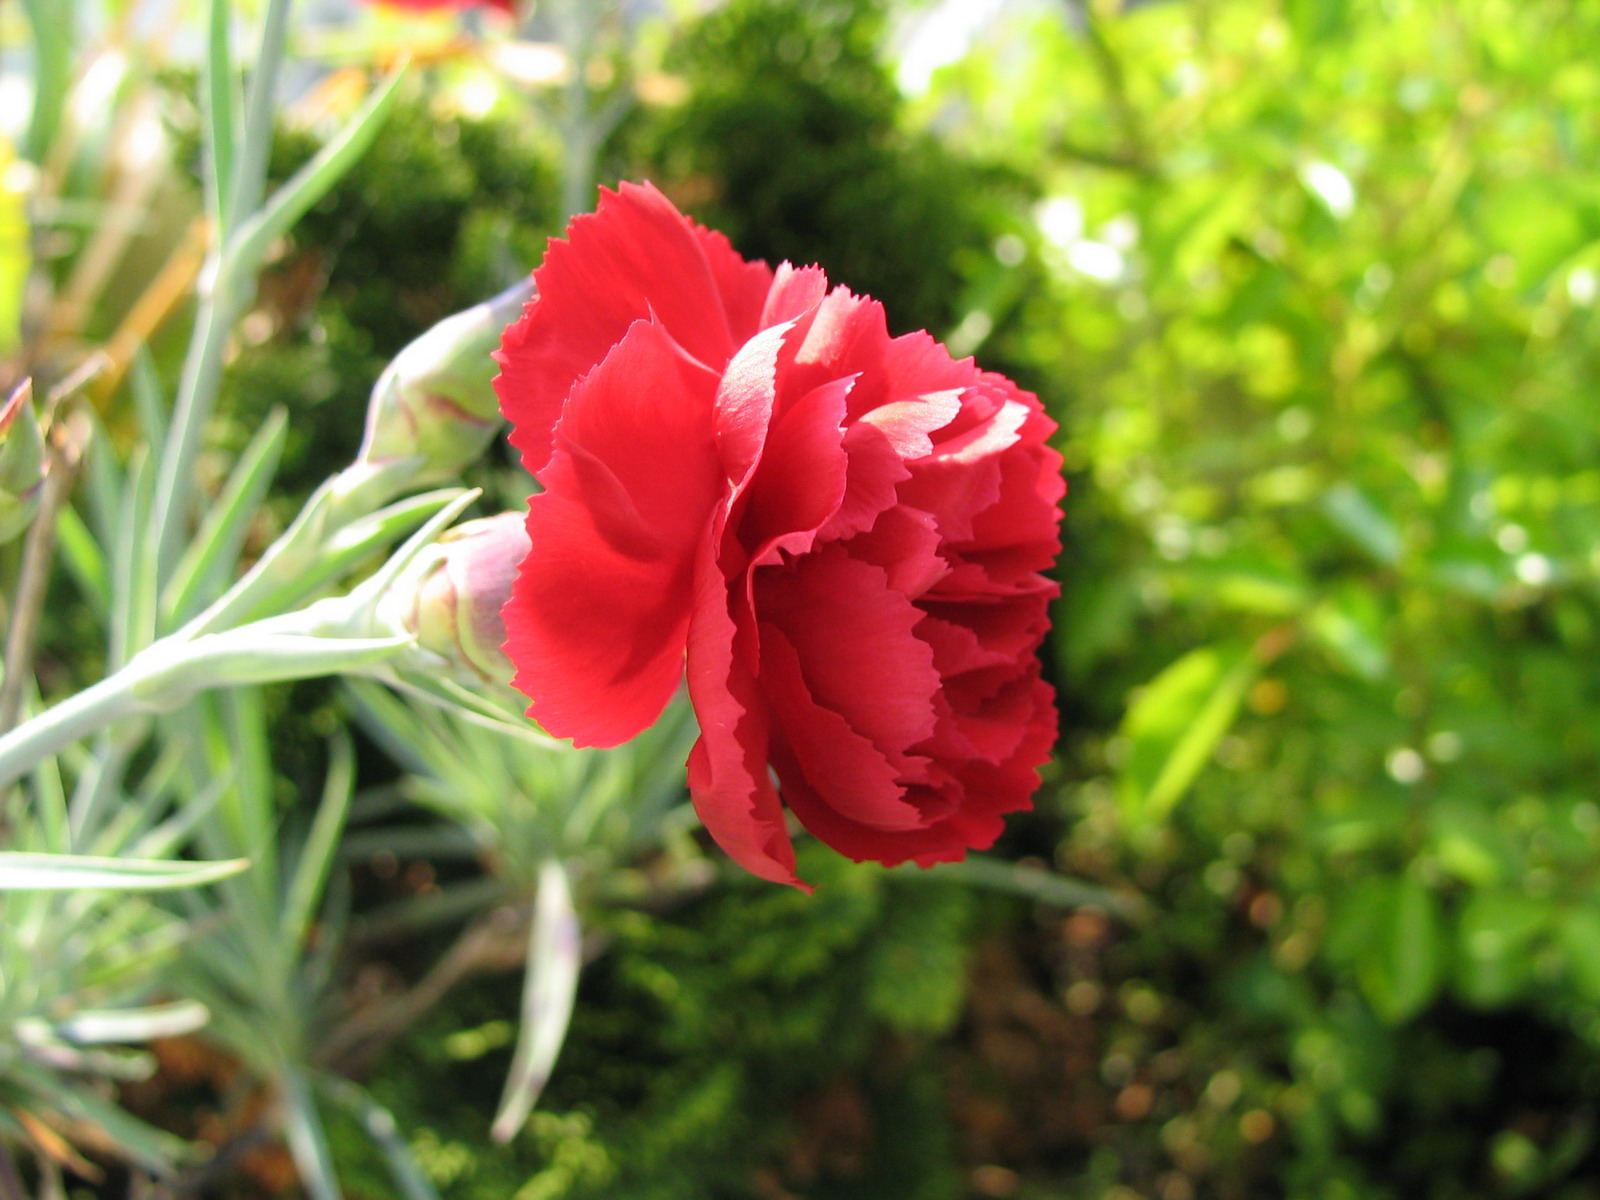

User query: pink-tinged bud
[0,380,45,545]
[355,279,536,486]
[382,511,529,686]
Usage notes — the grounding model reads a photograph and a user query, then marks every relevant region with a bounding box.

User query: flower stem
[0,611,410,792]
[0,412,87,738]
[0,666,150,792]
[147,0,294,592]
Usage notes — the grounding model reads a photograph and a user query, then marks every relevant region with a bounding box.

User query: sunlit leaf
[1453,890,1548,1008]
[1117,643,1259,825]
[1323,484,1402,566]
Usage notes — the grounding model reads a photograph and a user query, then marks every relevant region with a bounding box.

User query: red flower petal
[760,625,928,832]
[712,321,791,496]
[839,504,946,599]
[815,388,966,543]
[495,182,773,477]
[685,544,805,889]
[759,262,830,330]
[775,670,1056,868]
[502,320,720,746]
[741,376,852,567]
[757,546,940,765]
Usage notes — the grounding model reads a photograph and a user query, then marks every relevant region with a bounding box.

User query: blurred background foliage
[7,0,1600,1196]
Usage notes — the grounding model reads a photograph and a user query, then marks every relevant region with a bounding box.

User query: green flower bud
[356,279,536,487]
[381,511,529,687]
[0,380,46,545]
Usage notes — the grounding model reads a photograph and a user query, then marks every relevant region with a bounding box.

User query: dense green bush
[920,0,1600,1195]
[637,0,1032,339]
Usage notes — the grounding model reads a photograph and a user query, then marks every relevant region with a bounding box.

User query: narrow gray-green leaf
[0,852,248,891]
[492,859,581,1142]
[20,0,76,163]
[31,1074,187,1172]
[163,406,289,626]
[279,732,356,957]
[203,0,238,231]
[54,1001,210,1045]
[907,856,1149,922]
[279,1065,342,1200]
[321,1077,444,1200]
[227,64,407,280]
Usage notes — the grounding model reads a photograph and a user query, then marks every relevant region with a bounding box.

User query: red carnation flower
[496,182,1064,888]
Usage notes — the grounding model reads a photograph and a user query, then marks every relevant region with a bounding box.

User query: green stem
[555,0,612,219]
[179,461,404,638]
[0,665,149,791]
[225,0,294,235]
[0,612,408,791]
[0,421,82,739]
[145,261,242,604]
[146,0,294,596]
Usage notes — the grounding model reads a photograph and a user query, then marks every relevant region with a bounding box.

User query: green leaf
[1453,889,1549,1008]
[1355,874,1444,1024]
[903,855,1148,921]
[198,485,468,633]
[31,1071,187,1172]
[223,0,293,233]
[19,0,76,164]
[1309,585,1389,680]
[163,406,289,627]
[1557,906,1600,1003]
[320,1078,444,1200]
[0,852,248,891]
[129,350,169,464]
[1324,483,1402,566]
[108,447,159,667]
[202,0,238,233]
[1428,808,1505,887]
[227,64,408,283]
[54,504,109,620]
[1182,557,1310,615]
[1117,643,1259,825]
[53,1001,210,1045]
[492,859,581,1143]
[279,1064,341,1200]
[279,732,356,958]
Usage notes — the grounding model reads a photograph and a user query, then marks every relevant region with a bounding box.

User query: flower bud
[355,278,536,486]
[380,511,529,686]
[0,380,46,545]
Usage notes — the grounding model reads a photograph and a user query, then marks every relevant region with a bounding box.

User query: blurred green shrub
[331,847,980,1200]
[914,0,1600,1195]
[636,0,1032,339]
